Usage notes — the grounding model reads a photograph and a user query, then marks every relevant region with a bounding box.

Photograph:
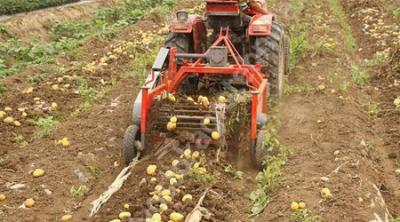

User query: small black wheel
[252,130,270,169]
[254,22,288,98]
[121,125,140,166]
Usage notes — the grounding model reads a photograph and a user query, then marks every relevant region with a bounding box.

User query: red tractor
[122,0,290,168]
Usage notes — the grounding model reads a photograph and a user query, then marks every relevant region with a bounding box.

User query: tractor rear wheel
[254,22,288,98]
[121,125,140,166]
[165,32,190,53]
[252,130,270,169]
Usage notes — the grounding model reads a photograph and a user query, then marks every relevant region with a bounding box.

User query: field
[0,0,399,221]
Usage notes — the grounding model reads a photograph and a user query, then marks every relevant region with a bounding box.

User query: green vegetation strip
[0,0,79,15]
[0,0,177,94]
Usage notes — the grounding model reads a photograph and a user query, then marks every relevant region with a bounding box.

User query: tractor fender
[170,15,207,53]
[248,14,275,36]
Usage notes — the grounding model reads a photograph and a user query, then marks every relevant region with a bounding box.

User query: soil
[1,0,400,221]
[0,0,118,43]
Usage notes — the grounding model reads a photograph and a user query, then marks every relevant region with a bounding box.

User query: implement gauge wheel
[121,125,140,166]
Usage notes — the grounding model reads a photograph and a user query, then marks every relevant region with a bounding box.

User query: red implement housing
[140,30,268,145]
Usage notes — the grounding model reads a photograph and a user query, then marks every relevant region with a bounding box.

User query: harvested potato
[146,165,157,175]
[203,118,211,125]
[123,203,130,209]
[33,168,45,177]
[183,149,191,159]
[51,102,58,110]
[155,185,163,191]
[170,116,178,123]
[152,213,162,221]
[182,194,192,202]
[170,212,184,222]
[61,215,72,221]
[299,202,306,209]
[13,121,22,127]
[118,211,131,219]
[211,131,221,140]
[3,116,14,124]
[4,107,12,112]
[0,193,5,201]
[109,219,121,222]
[57,137,70,147]
[192,151,200,160]
[168,94,176,103]
[160,203,168,212]
[0,111,6,119]
[170,178,178,186]
[167,122,177,131]
[290,201,299,211]
[24,198,35,208]
[218,96,226,103]
[172,159,179,167]
[161,189,171,197]
[165,170,175,178]
[321,187,332,198]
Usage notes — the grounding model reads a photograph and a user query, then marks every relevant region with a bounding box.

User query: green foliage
[222,163,244,180]
[0,80,5,95]
[50,21,89,41]
[249,125,288,216]
[70,185,89,197]
[74,76,104,102]
[188,167,215,183]
[363,102,379,117]
[350,64,369,86]
[249,188,269,216]
[0,155,8,165]
[286,209,321,222]
[86,164,101,177]
[288,22,311,69]
[28,116,58,138]
[327,0,355,53]
[0,0,79,15]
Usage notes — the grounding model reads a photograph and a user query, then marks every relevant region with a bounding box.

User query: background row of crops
[0,0,80,15]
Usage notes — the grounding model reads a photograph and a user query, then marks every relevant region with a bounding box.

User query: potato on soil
[61,215,72,221]
[3,116,14,124]
[169,212,184,222]
[321,187,332,198]
[109,220,121,222]
[24,198,35,208]
[4,107,12,112]
[0,193,5,201]
[191,151,200,160]
[172,159,179,167]
[183,149,191,159]
[123,203,130,209]
[299,202,306,209]
[0,111,6,119]
[146,165,157,175]
[290,201,299,211]
[57,137,70,147]
[118,211,131,219]
[33,168,45,177]
[13,120,22,127]
[182,194,192,202]
[165,170,175,178]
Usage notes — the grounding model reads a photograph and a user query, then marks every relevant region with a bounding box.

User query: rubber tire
[121,125,139,166]
[165,32,190,53]
[253,130,270,169]
[254,22,287,98]
[283,34,290,75]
